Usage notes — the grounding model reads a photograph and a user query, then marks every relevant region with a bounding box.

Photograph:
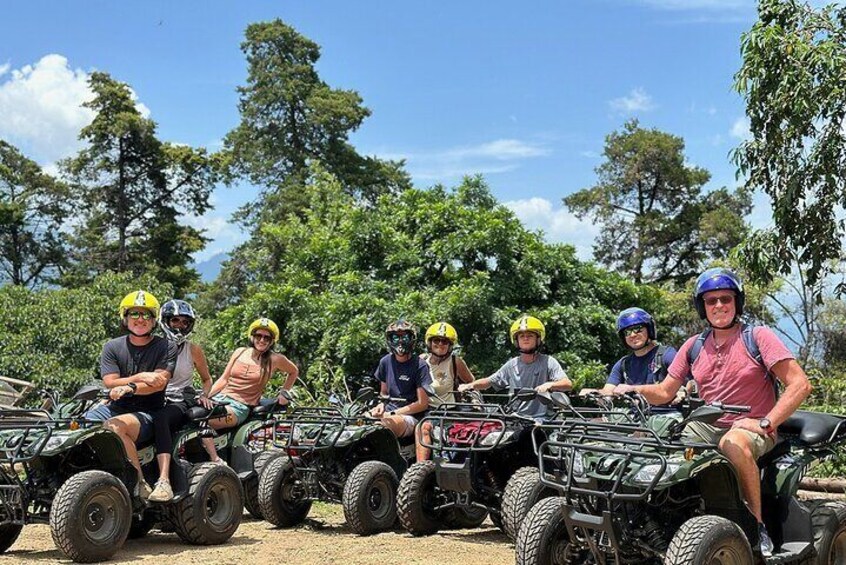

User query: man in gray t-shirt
[458,315,571,419]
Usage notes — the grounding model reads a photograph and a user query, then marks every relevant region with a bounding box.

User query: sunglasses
[127,311,154,321]
[389,333,412,344]
[624,325,646,337]
[169,317,191,328]
[252,332,273,343]
[430,337,451,346]
[704,295,735,307]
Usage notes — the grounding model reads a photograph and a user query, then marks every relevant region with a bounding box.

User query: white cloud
[730,116,750,140]
[185,213,247,262]
[0,54,150,165]
[379,138,551,182]
[504,197,599,260]
[609,88,656,114]
[579,150,600,159]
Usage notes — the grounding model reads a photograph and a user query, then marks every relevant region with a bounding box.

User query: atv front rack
[271,406,362,455]
[536,417,713,502]
[419,401,534,453]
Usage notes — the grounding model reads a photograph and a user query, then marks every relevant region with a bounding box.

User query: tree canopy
[565,120,752,287]
[734,0,846,294]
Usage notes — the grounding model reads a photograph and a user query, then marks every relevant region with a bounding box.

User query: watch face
[759,418,771,429]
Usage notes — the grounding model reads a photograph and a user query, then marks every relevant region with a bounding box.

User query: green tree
[0,272,172,397]
[564,120,752,286]
[0,140,70,287]
[734,0,846,293]
[197,168,666,396]
[221,19,409,218]
[60,72,215,295]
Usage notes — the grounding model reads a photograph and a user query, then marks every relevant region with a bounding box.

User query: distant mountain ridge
[194,253,228,282]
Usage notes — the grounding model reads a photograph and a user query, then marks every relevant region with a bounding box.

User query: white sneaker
[148,480,174,502]
[135,480,153,500]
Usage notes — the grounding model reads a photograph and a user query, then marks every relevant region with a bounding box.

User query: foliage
[60,72,216,296]
[734,0,846,295]
[0,272,171,399]
[0,140,70,287]
[197,168,666,398]
[565,120,751,286]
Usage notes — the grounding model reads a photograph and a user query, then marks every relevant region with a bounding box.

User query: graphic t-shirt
[374,354,433,417]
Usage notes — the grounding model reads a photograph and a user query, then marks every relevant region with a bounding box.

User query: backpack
[621,344,670,385]
[686,323,777,395]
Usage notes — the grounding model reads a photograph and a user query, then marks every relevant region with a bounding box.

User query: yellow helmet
[119,290,160,319]
[247,318,279,343]
[509,315,545,345]
[425,322,458,346]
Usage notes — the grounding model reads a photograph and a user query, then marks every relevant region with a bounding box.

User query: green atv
[257,383,416,535]
[0,385,246,562]
[516,393,846,565]
[397,388,562,540]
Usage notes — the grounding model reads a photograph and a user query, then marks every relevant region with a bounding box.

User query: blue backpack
[686,323,778,396]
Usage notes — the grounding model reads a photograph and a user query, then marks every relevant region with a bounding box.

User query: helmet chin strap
[709,318,738,330]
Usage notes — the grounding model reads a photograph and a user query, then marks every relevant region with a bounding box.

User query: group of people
[84,267,811,557]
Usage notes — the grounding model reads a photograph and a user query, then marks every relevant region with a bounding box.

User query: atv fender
[349,427,408,478]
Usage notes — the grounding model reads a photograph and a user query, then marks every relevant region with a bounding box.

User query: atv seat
[778,410,846,447]
[187,404,228,422]
[252,398,279,418]
[757,437,790,469]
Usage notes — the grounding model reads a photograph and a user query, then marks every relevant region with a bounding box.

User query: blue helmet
[616,307,656,342]
[694,267,745,320]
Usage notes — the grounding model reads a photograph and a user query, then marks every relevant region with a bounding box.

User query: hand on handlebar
[369,402,385,418]
[612,384,637,396]
[457,383,474,393]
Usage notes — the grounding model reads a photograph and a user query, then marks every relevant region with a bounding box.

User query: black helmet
[385,319,416,356]
[159,299,196,345]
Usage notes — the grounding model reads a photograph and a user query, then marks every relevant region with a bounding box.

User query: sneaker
[758,522,774,558]
[135,479,153,500]
[148,480,174,502]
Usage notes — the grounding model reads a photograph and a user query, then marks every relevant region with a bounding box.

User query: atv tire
[49,470,132,563]
[0,524,22,553]
[258,456,312,527]
[397,461,442,536]
[172,463,243,545]
[343,460,399,535]
[516,497,576,565]
[810,500,846,565]
[665,515,754,565]
[244,450,285,519]
[502,466,556,541]
[444,506,488,530]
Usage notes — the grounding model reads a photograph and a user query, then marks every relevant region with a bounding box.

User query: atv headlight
[44,434,69,451]
[570,453,585,476]
[328,429,355,444]
[480,430,512,447]
[432,425,443,442]
[631,463,681,485]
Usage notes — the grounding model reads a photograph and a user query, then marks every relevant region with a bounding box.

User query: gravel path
[0,503,515,565]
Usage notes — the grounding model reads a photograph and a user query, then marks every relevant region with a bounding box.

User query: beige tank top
[423,353,456,408]
[221,349,269,406]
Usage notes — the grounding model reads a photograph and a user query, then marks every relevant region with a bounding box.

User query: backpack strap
[741,323,779,398]
[620,355,631,384]
[652,344,669,382]
[451,354,459,392]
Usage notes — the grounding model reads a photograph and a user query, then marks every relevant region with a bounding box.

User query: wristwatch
[758,417,771,431]
[126,382,137,392]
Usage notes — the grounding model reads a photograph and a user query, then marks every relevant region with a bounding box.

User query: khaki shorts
[683,421,775,460]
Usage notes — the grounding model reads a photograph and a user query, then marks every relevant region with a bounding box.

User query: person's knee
[104,419,127,436]
[720,433,754,464]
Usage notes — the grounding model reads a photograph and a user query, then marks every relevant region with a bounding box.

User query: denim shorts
[84,403,155,443]
[212,393,252,426]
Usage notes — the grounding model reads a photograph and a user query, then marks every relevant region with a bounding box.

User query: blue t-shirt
[374,354,433,417]
[606,345,677,386]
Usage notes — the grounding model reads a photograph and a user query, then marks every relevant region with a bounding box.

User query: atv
[515,392,846,565]
[0,385,246,562]
[396,388,564,540]
[257,383,416,535]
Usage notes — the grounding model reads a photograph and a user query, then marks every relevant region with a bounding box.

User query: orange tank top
[221,351,269,406]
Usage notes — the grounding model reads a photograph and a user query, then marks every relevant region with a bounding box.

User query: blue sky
[0,0,775,262]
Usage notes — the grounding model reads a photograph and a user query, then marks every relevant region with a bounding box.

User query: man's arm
[393,387,429,416]
[613,377,681,405]
[765,359,812,428]
[458,376,494,392]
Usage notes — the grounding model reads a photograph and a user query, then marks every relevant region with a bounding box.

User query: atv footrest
[766,542,814,564]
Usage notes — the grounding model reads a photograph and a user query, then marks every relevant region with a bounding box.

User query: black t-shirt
[99,335,177,412]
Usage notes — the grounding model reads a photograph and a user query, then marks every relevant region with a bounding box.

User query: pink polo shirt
[667,325,794,427]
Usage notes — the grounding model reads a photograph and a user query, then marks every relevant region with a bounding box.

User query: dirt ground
[0,503,516,565]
